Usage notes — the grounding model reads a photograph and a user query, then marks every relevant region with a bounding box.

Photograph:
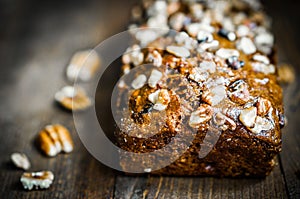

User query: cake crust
[114,0,284,177]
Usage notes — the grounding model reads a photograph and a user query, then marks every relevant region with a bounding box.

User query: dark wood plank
[0,116,116,199]
[0,0,137,198]
[263,1,300,198]
[114,158,287,199]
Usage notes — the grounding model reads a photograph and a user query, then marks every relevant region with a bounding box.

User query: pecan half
[214,112,236,131]
[239,107,257,128]
[189,104,213,128]
[20,171,54,190]
[256,97,271,116]
[37,124,74,157]
[228,79,250,105]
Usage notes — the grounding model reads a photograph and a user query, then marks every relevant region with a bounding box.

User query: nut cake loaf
[114,0,285,177]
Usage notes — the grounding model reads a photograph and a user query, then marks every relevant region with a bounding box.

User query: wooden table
[0,0,299,198]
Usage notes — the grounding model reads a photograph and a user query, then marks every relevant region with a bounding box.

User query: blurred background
[0,0,299,198]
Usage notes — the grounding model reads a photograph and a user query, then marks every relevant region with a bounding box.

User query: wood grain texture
[114,158,286,199]
[0,116,116,199]
[263,0,300,198]
[0,0,136,198]
[0,0,299,198]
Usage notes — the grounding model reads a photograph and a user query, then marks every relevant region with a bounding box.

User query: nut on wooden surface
[37,124,74,157]
[66,49,100,82]
[55,86,92,111]
[11,153,31,170]
[20,171,54,190]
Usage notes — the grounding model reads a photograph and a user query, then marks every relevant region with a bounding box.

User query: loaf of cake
[114,0,285,177]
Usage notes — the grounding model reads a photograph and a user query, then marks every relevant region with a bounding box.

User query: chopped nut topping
[198,40,219,52]
[135,29,158,47]
[254,78,269,85]
[251,62,275,74]
[189,104,213,128]
[131,74,147,89]
[183,37,198,50]
[186,23,215,37]
[55,86,92,111]
[189,60,216,82]
[250,116,273,134]
[202,84,227,106]
[200,52,214,61]
[201,89,213,105]
[146,50,163,67]
[20,171,54,190]
[215,48,240,59]
[210,85,227,105]
[233,12,246,25]
[222,17,235,32]
[11,153,31,170]
[148,89,170,111]
[166,45,190,58]
[189,67,208,82]
[163,54,182,69]
[199,61,216,73]
[66,49,100,82]
[147,0,167,16]
[121,53,131,64]
[189,3,204,20]
[169,12,186,31]
[228,80,250,104]
[118,80,128,89]
[167,1,180,15]
[153,103,167,112]
[213,112,236,131]
[236,25,250,37]
[147,15,169,34]
[256,97,271,116]
[148,69,163,88]
[158,89,171,105]
[116,0,283,164]
[254,31,274,55]
[253,53,270,65]
[37,124,74,157]
[122,45,144,66]
[236,37,256,55]
[197,30,213,43]
[121,64,131,75]
[255,32,274,48]
[239,107,257,128]
[175,31,189,44]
